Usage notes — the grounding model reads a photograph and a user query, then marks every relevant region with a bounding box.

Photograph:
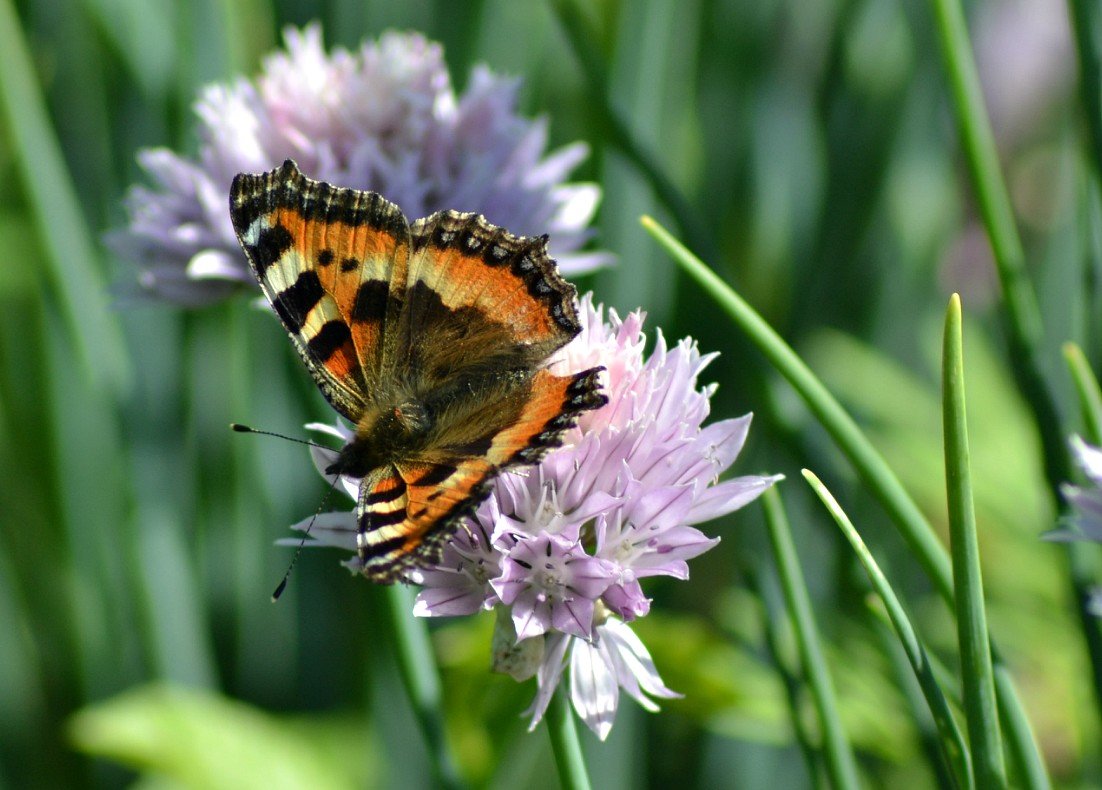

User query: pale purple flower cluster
[109,24,609,306]
[1053,438,1102,543]
[1052,437,1102,614]
[296,297,780,739]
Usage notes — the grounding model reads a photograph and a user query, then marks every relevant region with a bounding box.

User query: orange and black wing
[393,210,584,387]
[348,211,608,581]
[230,164,610,583]
[229,160,411,420]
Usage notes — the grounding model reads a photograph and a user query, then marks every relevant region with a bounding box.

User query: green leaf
[930,0,1102,756]
[1068,0,1102,188]
[68,684,374,790]
[1063,342,1102,446]
[641,214,950,595]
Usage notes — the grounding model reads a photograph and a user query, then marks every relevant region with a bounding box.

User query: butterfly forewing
[229,160,411,418]
[400,212,582,376]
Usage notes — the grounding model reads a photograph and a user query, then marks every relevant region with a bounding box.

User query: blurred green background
[1,0,1099,787]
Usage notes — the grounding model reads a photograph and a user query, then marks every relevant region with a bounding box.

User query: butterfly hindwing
[356,367,606,582]
[356,459,493,581]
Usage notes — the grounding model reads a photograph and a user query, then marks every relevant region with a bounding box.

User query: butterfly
[229,160,607,583]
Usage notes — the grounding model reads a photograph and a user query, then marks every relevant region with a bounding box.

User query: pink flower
[110,25,609,306]
[492,533,615,640]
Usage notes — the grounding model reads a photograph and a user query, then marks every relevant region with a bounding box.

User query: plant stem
[383,586,465,790]
[1068,0,1102,189]
[546,687,593,790]
[762,488,860,790]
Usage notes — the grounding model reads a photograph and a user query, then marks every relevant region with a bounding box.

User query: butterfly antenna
[230,423,331,451]
[231,423,345,601]
[271,473,343,602]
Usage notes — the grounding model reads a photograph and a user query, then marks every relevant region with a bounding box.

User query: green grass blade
[802,470,972,790]
[0,0,130,395]
[1068,0,1102,193]
[640,215,1050,788]
[991,664,1051,790]
[927,0,1037,344]
[762,488,860,790]
[1056,342,1102,760]
[749,568,822,787]
[217,0,275,74]
[926,0,1064,487]
[942,295,1006,787]
[930,0,1102,735]
[1063,342,1102,445]
[640,214,951,600]
[546,686,593,790]
[549,0,719,265]
[384,585,466,790]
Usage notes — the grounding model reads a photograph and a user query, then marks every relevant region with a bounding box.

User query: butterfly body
[230,161,606,582]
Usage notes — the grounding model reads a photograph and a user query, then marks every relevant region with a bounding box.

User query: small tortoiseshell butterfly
[229,161,607,583]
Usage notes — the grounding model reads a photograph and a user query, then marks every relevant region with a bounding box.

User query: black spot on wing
[306,320,352,362]
[231,162,411,242]
[448,433,495,458]
[253,224,294,276]
[272,271,324,332]
[366,478,407,505]
[317,249,334,267]
[413,464,457,487]
[352,280,389,322]
[363,508,407,529]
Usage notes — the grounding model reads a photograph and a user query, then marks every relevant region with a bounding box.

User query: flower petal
[114,26,607,307]
[287,511,358,551]
[602,619,681,706]
[550,596,595,639]
[413,578,489,617]
[569,637,618,740]
[511,588,551,641]
[602,580,651,620]
[688,473,783,524]
[524,633,571,731]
